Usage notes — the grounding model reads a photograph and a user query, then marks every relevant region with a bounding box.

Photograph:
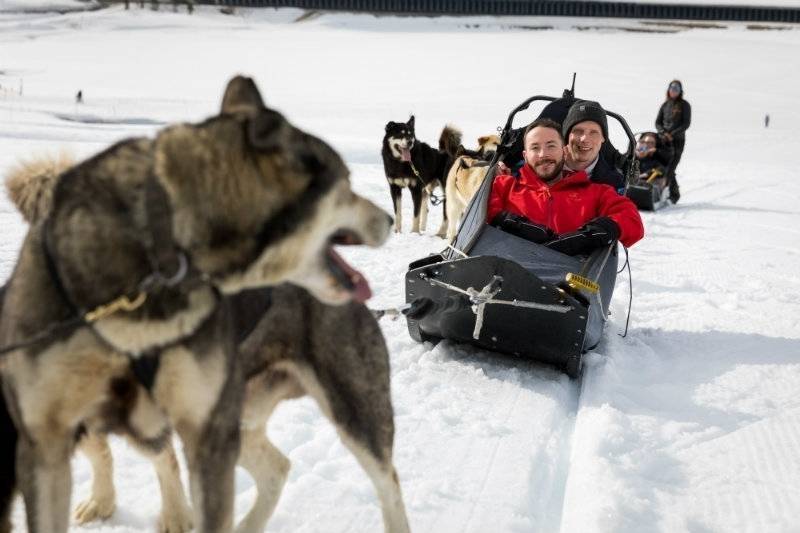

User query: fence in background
[195,0,800,23]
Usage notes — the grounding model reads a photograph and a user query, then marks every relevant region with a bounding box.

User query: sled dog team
[0,76,410,532]
[381,116,500,241]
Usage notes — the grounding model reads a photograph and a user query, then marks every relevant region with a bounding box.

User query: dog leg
[445,197,458,242]
[445,192,465,242]
[389,184,403,233]
[337,434,410,533]
[147,440,194,533]
[174,379,243,533]
[435,194,448,239]
[295,368,411,533]
[419,187,430,233]
[410,185,423,234]
[16,427,73,533]
[73,432,116,524]
[234,427,290,533]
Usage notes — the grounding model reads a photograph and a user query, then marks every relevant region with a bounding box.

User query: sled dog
[67,285,409,533]
[0,75,392,533]
[381,115,461,236]
[3,160,409,532]
[445,134,501,241]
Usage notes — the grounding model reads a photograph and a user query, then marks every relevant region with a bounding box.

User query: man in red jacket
[488,118,643,256]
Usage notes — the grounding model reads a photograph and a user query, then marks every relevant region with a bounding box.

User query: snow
[2,3,800,532]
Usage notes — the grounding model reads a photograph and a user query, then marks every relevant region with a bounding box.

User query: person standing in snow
[488,118,644,257]
[655,79,691,204]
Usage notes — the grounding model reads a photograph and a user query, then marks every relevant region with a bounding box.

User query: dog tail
[439,125,463,159]
[4,152,75,224]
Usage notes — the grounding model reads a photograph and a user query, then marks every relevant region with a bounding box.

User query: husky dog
[4,156,410,533]
[381,115,461,236]
[0,75,392,533]
[71,286,409,533]
[445,134,501,242]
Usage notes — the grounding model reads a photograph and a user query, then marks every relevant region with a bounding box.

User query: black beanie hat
[562,100,608,141]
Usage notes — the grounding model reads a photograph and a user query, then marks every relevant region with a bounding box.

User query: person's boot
[669,177,680,204]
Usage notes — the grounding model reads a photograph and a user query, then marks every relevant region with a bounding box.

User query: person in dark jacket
[655,79,691,203]
[634,131,672,188]
[488,118,644,256]
[562,100,626,194]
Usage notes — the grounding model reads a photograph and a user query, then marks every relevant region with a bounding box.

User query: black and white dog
[382,116,461,236]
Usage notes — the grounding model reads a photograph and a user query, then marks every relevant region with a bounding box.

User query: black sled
[626,180,669,211]
[404,86,637,378]
[626,131,674,211]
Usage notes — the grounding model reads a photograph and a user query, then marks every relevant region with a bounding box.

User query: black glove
[545,217,620,256]
[491,211,556,244]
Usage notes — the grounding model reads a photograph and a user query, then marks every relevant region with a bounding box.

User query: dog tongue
[400,147,411,162]
[327,248,372,303]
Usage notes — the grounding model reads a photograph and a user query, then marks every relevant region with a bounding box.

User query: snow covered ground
[1,3,799,532]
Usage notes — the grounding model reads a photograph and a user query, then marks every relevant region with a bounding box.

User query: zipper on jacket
[543,187,554,229]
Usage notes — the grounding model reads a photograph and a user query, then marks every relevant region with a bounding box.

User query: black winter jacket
[656,99,691,140]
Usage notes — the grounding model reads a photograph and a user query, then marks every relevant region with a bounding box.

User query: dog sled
[403,89,637,378]
[626,131,674,211]
[626,177,668,211]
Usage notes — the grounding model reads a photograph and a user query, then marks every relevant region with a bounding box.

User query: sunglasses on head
[669,84,681,91]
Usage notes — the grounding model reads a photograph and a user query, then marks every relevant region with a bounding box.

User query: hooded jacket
[487,164,644,248]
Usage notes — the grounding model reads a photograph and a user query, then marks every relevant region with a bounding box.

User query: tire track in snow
[460,384,524,533]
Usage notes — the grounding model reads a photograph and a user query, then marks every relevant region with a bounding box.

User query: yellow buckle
[85,292,147,323]
[566,273,600,294]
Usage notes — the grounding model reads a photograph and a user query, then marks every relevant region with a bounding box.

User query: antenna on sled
[563,72,576,99]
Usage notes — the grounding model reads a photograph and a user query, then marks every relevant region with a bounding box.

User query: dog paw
[73,496,115,524]
[159,504,194,533]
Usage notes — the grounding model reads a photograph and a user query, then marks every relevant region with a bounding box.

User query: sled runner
[404,89,637,378]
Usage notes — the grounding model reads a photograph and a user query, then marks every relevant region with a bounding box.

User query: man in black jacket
[561,100,626,194]
[656,79,691,203]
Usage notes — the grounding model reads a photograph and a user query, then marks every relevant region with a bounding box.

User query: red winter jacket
[487,165,644,248]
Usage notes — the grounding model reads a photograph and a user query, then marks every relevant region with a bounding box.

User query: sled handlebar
[496,95,637,161]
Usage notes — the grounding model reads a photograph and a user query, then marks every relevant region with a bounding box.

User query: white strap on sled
[420,275,572,339]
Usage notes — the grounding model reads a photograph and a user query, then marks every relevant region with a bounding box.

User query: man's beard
[535,157,564,183]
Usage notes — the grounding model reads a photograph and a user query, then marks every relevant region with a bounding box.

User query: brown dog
[445,134,500,241]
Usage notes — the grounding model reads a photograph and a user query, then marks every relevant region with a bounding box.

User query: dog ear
[478,135,491,146]
[408,115,415,129]
[385,121,397,133]
[248,108,290,151]
[221,75,265,115]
